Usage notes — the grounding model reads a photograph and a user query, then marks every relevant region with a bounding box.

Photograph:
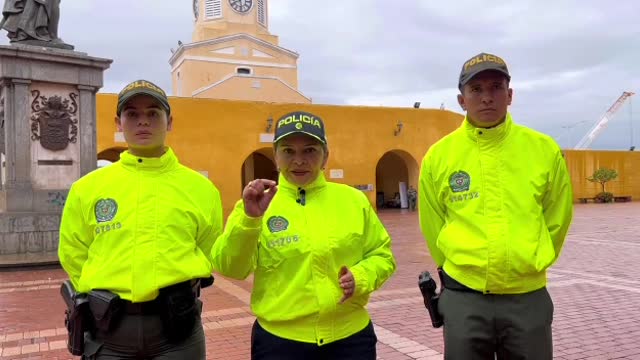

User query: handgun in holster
[159,280,202,343]
[193,275,214,298]
[88,289,122,333]
[418,269,444,328]
[60,280,90,356]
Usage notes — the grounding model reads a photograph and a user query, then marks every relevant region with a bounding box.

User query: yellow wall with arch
[96,94,639,216]
[375,150,419,208]
[96,94,459,215]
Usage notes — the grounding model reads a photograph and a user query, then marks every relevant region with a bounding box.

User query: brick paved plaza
[1,203,639,359]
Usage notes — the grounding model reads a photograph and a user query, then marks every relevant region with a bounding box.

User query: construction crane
[573,91,635,149]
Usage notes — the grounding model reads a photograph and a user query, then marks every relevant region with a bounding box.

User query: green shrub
[587,168,618,193]
[594,192,614,203]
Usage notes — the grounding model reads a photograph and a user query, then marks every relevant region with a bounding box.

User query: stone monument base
[0,188,68,266]
[0,212,61,267]
[0,44,111,267]
[0,251,59,268]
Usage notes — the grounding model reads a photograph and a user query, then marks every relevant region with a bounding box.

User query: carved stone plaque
[30,90,78,151]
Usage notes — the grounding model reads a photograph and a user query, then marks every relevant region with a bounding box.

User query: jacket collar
[278,171,327,195]
[119,147,178,172]
[463,112,513,142]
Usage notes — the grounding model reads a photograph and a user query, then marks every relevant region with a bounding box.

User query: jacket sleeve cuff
[350,265,369,297]
[240,213,263,229]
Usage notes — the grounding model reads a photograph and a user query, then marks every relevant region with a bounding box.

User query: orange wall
[96,94,461,216]
[564,150,640,199]
[96,94,639,216]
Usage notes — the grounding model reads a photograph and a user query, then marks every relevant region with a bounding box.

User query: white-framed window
[205,0,222,19]
[236,67,253,75]
[257,0,267,26]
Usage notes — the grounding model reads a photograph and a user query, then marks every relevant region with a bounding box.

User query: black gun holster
[88,289,123,333]
[60,280,91,356]
[63,277,210,349]
[418,268,444,328]
[159,280,202,343]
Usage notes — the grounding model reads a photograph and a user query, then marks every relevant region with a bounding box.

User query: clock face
[229,0,253,14]
[193,0,199,19]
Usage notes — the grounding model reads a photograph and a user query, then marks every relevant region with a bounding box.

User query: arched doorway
[241,148,278,192]
[375,150,419,210]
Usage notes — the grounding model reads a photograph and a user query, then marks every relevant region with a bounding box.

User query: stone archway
[375,150,419,210]
[241,147,278,192]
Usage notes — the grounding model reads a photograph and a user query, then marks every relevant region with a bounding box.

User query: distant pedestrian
[407,186,417,211]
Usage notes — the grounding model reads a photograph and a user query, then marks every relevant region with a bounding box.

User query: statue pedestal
[0,45,112,266]
[11,39,74,51]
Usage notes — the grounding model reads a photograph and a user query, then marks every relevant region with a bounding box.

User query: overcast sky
[1,0,638,150]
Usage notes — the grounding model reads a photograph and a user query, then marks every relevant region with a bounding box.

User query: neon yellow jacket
[419,114,573,294]
[211,173,396,345]
[58,148,223,302]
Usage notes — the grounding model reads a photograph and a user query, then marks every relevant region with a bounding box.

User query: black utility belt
[120,298,162,315]
[440,270,483,294]
[88,280,203,342]
[97,276,212,316]
[60,277,212,356]
[88,280,197,321]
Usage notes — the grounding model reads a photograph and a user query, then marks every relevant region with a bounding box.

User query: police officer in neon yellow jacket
[211,111,397,360]
[419,53,574,359]
[58,80,222,359]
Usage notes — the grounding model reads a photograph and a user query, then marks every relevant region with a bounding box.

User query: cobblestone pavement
[1,203,639,359]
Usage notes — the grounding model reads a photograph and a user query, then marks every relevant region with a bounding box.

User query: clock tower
[170,0,310,103]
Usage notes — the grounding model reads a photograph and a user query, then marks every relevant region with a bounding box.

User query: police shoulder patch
[95,198,118,223]
[449,171,471,193]
[267,216,289,233]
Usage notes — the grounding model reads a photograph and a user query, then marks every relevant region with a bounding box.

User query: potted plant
[587,168,618,203]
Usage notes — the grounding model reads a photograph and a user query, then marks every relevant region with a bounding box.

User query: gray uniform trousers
[439,285,554,360]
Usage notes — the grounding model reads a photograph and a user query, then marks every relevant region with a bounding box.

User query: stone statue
[0,0,73,49]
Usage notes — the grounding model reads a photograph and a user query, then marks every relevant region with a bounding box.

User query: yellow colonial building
[169,0,309,103]
[94,1,639,217]
[95,95,640,216]
[96,95,462,215]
